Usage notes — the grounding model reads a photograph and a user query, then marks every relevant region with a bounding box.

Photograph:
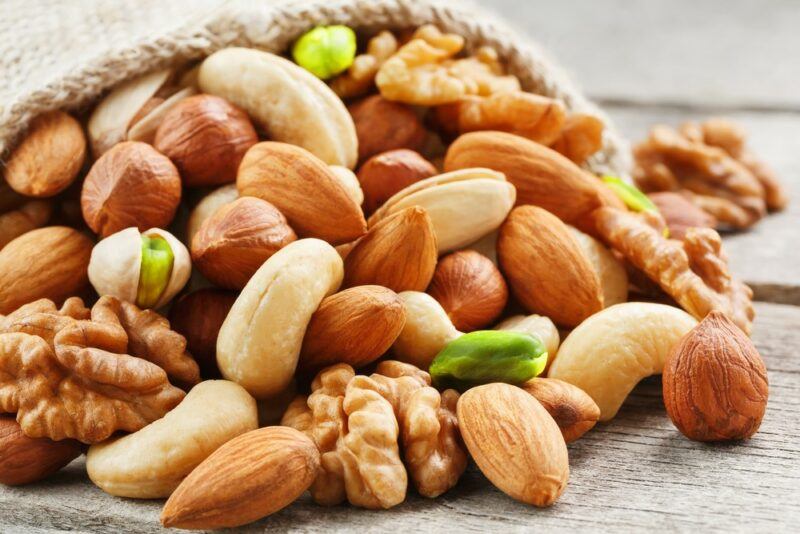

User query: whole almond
[299,285,406,373]
[161,426,319,530]
[498,206,603,327]
[457,383,569,507]
[427,249,508,331]
[357,149,437,214]
[648,191,717,239]
[444,131,611,226]
[344,206,437,292]
[0,226,93,314]
[0,416,82,486]
[4,111,86,198]
[521,378,600,443]
[237,142,367,245]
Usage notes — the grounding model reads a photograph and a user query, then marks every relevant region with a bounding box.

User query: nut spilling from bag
[0,21,784,530]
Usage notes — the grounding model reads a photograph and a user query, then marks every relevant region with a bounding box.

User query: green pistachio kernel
[136,235,174,309]
[292,25,357,80]
[429,330,548,392]
[602,175,658,213]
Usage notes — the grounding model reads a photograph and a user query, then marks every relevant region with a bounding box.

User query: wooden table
[2,1,799,532]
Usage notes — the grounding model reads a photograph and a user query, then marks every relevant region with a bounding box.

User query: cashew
[217,239,343,398]
[86,380,257,498]
[393,292,460,368]
[548,303,697,420]
[198,48,358,168]
[567,226,628,307]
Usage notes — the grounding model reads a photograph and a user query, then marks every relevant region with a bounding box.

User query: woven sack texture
[0,0,631,176]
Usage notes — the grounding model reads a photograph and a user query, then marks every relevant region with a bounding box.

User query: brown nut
[0,226,92,314]
[81,141,182,238]
[357,149,437,215]
[0,416,83,485]
[191,196,297,289]
[427,249,508,331]
[521,378,600,443]
[299,285,406,373]
[0,200,52,250]
[4,111,86,198]
[237,142,367,245]
[663,311,768,442]
[348,95,427,162]
[154,94,258,187]
[169,289,237,379]
[343,206,437,292]
[647,191,717,239]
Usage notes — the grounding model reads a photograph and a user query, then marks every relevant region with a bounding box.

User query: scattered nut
[549,113,605,165]
[567,225,628,307]
[191,196,297,289]
[329,165,365,205]
[349,95,427,162]
[392,291,460,368]
[154,94,258,187]
[648,191,717,239]
[357,149,437,215]
[0,200,52,249]
[81,141,182,238]
[186,183,238,245]
[331,30,399,98]
[4,111,86,198]
[293,25,357,80]
[521,378,600,443]
[87,380,257,498]
[0,416,82,486]
[495,314,560,373]
[548,302,697,420]
[663,311,768,441]
[427,249,508,331]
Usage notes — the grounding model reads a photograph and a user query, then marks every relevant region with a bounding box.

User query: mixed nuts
[0,20,784,531]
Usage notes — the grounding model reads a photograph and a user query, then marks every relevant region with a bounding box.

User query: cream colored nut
[217,239,343,399]
[128,86,197,144]
[88,227,191,309]
[86,380,257,498]
[548,303,697,420]
[393,291,460,369]
[369,168,516,254]
[329,165,364,205]
[567,226,628,307]
[198,47,358,168]
[186,184,238,245]
[496,314,559,372]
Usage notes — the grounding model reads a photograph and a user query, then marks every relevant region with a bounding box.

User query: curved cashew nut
[548,303,697,420]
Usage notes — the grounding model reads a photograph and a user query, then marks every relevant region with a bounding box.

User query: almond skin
[357,149,437,215]
[4,111,86,198]
[457,383,569,507]
[237,142,367,245]
[427,249,508,331]
[344,206,437,292]
[191,196,297,289]
[444,131,611,226]
[521,378,600,443]
[299,285,406,373]
[0,226,93,314]
[160,426,320,530]
[648,191,717,239]
[663,311,768,442]
[497,205,603,327]
[0,416,82,486]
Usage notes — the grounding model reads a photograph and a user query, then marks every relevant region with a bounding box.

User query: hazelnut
[88,227,191,309]
[663,311,768,442]
[357,149,437,214]
[169,288,237,379]
[186,184,238,246]
[81,141,182,238]
[155,95,258,187]
[191,197,297,290]
[427,249,508,331]
[348,95,427,162]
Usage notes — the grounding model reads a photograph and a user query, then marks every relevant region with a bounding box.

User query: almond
[444,131,611,226]
[648,191,717,239]
[299,285,406,373]
[521,378,600,443]
[457,383,569,507]
[0,226,93,314]
[344,206,437,292]
[4,111,86,198]
[0,416,82,486]
[237,142,367,245]
[498,206,603,327]
[160,426,319,530]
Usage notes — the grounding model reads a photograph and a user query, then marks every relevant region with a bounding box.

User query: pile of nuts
[0,23,782,530]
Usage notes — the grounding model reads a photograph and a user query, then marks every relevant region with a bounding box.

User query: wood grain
[2,302,798,533]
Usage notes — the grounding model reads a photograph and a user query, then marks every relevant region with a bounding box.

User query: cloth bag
[0,0,630,177]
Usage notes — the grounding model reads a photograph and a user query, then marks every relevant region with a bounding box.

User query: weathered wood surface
[1,303,798,533]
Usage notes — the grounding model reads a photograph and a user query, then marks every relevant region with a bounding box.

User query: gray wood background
[2,0,799,532]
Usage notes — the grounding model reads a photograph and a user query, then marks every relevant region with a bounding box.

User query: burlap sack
[0,0,630,176]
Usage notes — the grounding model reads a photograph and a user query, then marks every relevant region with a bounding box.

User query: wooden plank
[3,301,798,533]
[607,106,800,304]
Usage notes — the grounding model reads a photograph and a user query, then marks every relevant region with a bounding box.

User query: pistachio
[137,234,175,309]
[429,330,547,391]
[602,176,658,213]
[293,26,357,80]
